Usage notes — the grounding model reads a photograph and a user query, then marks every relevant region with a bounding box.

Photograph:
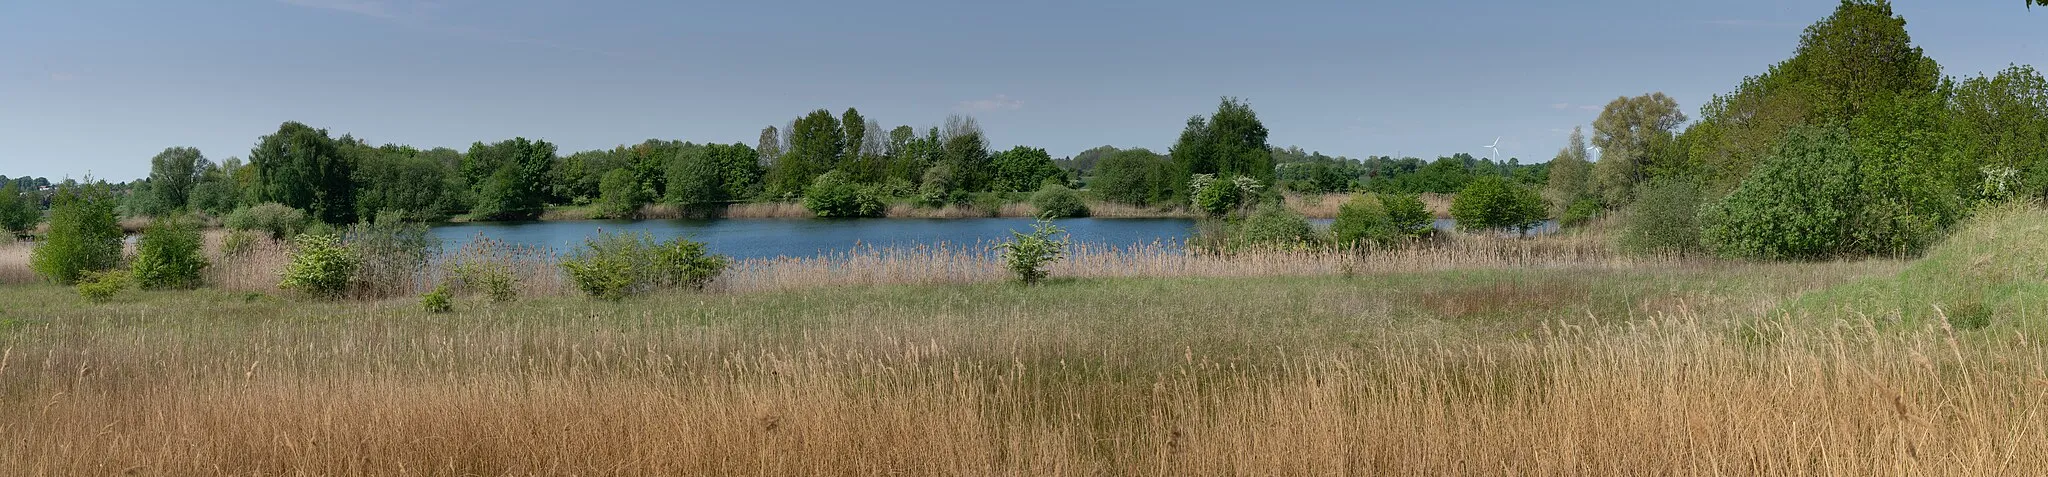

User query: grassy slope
[1787,203,2048,329]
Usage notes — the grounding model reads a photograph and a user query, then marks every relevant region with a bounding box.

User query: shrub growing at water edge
[804,171,885,218]
[1619,178,1706,255]
[1450,176,1547,234]
[1381,193,1435,239]
[279,234,360,299]
[131,216,208,290]
[31,181,122,285]
[226,203,309,241]
[998,217,1068,285]
[343,211,440,298]
[1030,184,1089,218]
[560,231,728,300]
[420,284,454,313]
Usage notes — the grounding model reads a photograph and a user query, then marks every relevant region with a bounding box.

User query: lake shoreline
[443,192,1454,224]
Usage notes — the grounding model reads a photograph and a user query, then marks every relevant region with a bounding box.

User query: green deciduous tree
[0,181,39,234]
[1700,126,1863,260]
[146,147,208,215]
[767,110,843,197]
[1450,175,1547,233]
[596,168,644,218]
[250,122,355,224]
[30,181,122,284]
[1170,97,1274,200]
[131,216,208,290]
[1591,93,1688,206]
[989,146,1063,192]
[1090,148,1175,206]
[1542,127,1597,214]
[465,138,557,220]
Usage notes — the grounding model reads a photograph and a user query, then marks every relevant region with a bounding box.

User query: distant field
[3,207,2046,474]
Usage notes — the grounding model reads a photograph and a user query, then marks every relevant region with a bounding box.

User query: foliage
[1542,127,1598,215]
[1560,200,1603,228]
[1591,93,1688,206]
[249,122,355,224]
[1170,97,1275,199]
[0,181,39,234]
[343,210,440,298]
[1188,174,1263,217]
[1090,148,1175,206]
[1332,194,1397,248]
[221,229,258,258]
[560,231,728,300]
[1699,126,1862,260]
[1450,176,1547,233]
[131,216,208,290]
[350,144,456,222]
[465,137,557,221]
[803,171,885,218]
[146,147,208,215]
[1234,203,1318,249]
[596,168,645,219]
[1380,193,1436,239]
[225,203,309,241]
[1784,202,2048,327]
[279,234,361,299]
[1029,184,1089,218]
[420,284,454,313]
[997,218,1068,285]
[667,142,761,205]
[75,270,130,304]
[1618,178,1706,255]
[990,146,1064,193]
[768,109,843,196]
[31,181,122,285]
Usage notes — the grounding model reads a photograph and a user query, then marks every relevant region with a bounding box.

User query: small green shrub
[420,284,454,313]
[31,181,123,285]
[1190,174,1262,217]
[1238,203,1318,248]
[1332,194,1395,248]
[1560,199,1602,228]
[1380,193,1435,239]
[131,216,208,290]
[344,211,439,298]
[76,270,130,303]
[1450,176,1547,233]
[225,203,309,241]
[1030,185,1090,218]
[1700,126,1860,260]
[560,231,728,300]
[449,261,520,302]
[1619,178,1705,255]
[998,218,1068,285]
[279,234,360,299]
[0,181,40,234]
[804,172,886,218]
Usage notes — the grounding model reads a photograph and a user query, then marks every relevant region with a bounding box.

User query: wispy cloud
[277,0,419,20]
[1550,103,1601,112]
[1703,19,1799,29]
[958,94,1024,113]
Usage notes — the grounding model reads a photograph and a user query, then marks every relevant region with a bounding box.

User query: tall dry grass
[0,240,34,285]
[4,265,2041,474]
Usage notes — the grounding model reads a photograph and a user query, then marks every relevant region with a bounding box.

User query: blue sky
[1,1,2042,181]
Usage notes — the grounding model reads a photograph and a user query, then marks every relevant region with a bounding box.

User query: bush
[0,181,39,234]
[279,234,360,298]
[998,218,1068,285]
[560,231,728,300]
[1332,194,1396,248]
[1450,176,1547,233]
[1700,126,1861,260]
[343,211,439,298]
[1030,184,1090,218]
[131,216,208,289]
[76,270,130,303]
[1560,199,1603,228]
[1381,193,1435,239]
[1619,178,1706,255]
[596,168,645,219]
[31,182,122,285]
[1239,203,1318,248]
[420,284,454,313]
[221,230,259,258]
[225,203,309,241]
[1189,174,1263,217]
[804,172,885,218]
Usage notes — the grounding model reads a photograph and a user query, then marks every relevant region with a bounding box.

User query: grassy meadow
[3,207,2048,474]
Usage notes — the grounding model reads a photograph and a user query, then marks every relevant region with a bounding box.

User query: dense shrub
[1332,194,1398,248]
[343,211,439,298]
[560,231,728,300]
[1450,176,1547,233]
[998,218,1068,285]
[225,203,309,241]
[1189,174,1263,217]
[31,182,122,285]
[0,181,39,234]
[596,168,645,219]
[1030,185,1090,218]
[1560,199,1603,228]
[76,270,130,303]
[1700,126,1861,260]
[131,216,208,289]
[279,234,361,298]
[804,172,885,218]
[1618,178,1706,255]
[1380,193,1435,239]
[220,230,259,258]
[420,284,454,313]
[1238,203,1318,248]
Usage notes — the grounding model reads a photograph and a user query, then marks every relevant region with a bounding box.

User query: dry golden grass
[722,201,811,219]
[8,258,2046,475]
[0,241,34,285]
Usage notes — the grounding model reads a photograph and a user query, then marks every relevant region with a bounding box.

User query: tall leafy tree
[465,138,557,220]
[990,146,1063,192]
[250,122,354,224]
[1950,66,2048,200]
[840,108,867,169]
[30,180,121,284]
[1591,93,1688,206]
[767,109,843,196]
[940,115,991,192]
[1169,97,1274,200]
[1542,127,1597,214]
[1090,148,1175,206]
[146,147,208,214]
[0,181,39,233]
[351,143,453,221]
[756,125,782,167]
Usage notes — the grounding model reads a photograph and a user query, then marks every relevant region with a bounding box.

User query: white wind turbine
[1482,137,1501,162]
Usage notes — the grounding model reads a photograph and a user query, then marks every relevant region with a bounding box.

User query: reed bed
[2,262,2037,475]
[0,241,34,285]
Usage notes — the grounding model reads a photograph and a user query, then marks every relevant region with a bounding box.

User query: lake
[429,217,1559,260]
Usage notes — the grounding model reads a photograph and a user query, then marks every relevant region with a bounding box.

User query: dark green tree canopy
[250,121,355,224]
[1170,97,1275,192]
